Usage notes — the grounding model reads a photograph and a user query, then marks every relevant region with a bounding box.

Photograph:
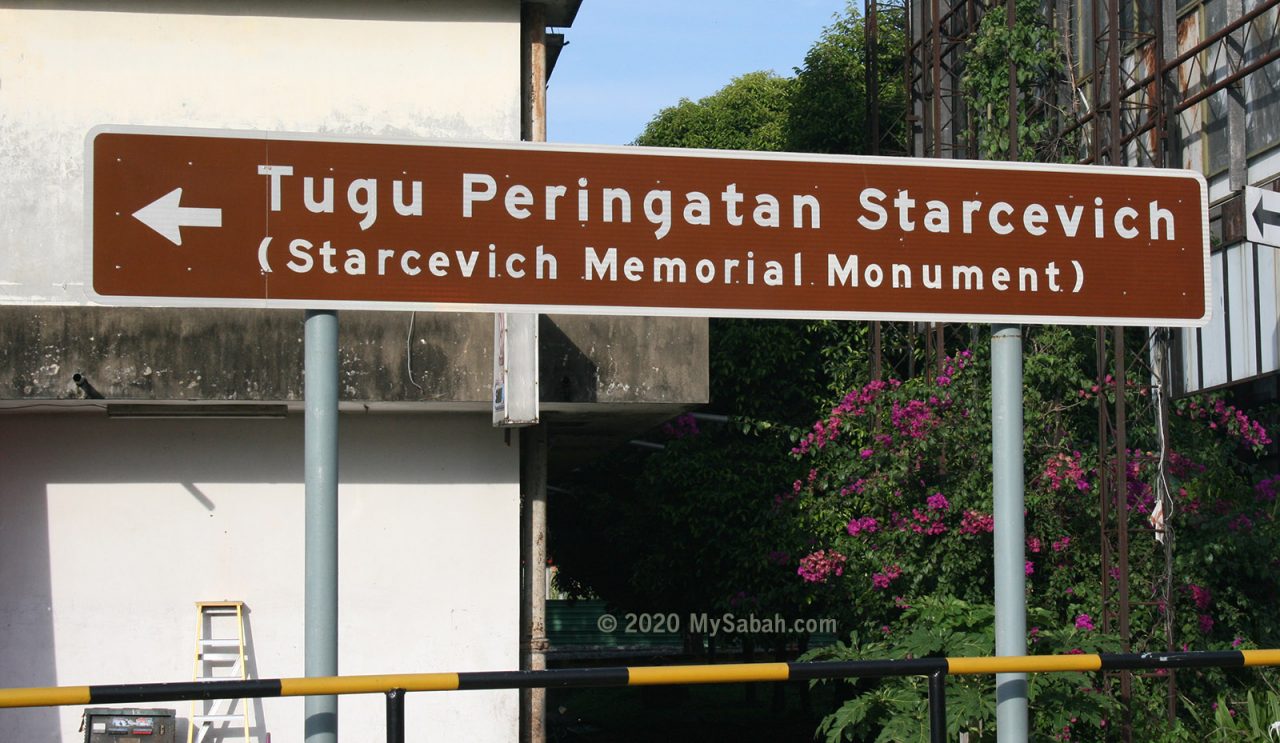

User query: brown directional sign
[88,126,1210,326]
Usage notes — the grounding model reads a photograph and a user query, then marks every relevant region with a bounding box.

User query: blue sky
[548,0,851,146]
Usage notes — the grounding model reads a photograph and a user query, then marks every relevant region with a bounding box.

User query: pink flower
[1256,474,1280,502]
[1025,561,1035,576]
[891,399,939,440]
[1027,536,1042,553]
[860,448,874,459]
[1198,614,1214,633]
[959,510,994,535]
[871,564,902,590]
[1042,451,1091,493]
[797,550,846,583]
[1052,536,1071,553]
[926,493,950,511]
[1075,614,1095,631]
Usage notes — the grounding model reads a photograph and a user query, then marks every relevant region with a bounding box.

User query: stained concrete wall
[0,307,707,407]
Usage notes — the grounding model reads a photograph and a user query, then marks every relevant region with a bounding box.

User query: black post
[928,670,947,743]
[386,688,405,743]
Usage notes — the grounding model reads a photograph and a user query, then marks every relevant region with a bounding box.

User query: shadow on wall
[539,316,599,404]
[0,453,57,737]
[0,412,507,741]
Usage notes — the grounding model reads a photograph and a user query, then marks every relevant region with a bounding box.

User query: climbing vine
[962,0,1080,161]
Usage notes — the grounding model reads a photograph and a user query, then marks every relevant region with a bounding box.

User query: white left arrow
[132,187,222,246]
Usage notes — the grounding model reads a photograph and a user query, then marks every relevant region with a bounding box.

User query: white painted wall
[0,1,521,304]
[0,412,520,742]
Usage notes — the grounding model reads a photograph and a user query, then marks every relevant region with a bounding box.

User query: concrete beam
[0,306,708,408]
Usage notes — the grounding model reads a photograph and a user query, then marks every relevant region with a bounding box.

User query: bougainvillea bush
[780,326,1280,741]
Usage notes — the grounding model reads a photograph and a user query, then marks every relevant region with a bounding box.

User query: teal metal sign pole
[305,309,339,743]
[992,324,1028,740]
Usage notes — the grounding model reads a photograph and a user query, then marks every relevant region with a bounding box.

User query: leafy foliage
[632,71,792,152]
[806,597,1119,742]
[787,2,908,155]
[1181,689,1280,742]
[961,0,1079,161]
[632,1,907,158]
[786,326,1280,740]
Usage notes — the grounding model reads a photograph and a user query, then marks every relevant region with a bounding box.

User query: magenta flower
[1256,474,1280,502]
[959,510,994,535]
[926,492,950,511]
[871,564,902,590]
[797,550,846,583]
[1075,614,1095,631]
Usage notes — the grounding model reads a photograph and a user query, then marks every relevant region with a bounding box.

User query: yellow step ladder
[188,601,251,743]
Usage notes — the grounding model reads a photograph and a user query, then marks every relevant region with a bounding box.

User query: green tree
[632,70,792,152]
[788,1,908,155]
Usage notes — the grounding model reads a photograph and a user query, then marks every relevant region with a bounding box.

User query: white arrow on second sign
[132,187,223,246]
[1245,185,1280,249]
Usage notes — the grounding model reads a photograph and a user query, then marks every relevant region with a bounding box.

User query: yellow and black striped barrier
[4,650,1279,742]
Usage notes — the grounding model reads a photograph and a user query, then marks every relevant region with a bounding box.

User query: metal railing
[5,649,1280,742]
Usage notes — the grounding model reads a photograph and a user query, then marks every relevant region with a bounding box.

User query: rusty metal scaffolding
[899,0,1280,736]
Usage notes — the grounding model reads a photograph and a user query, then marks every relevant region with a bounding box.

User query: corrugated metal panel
[1227,244,1257,377]
[1262,246,1280,364]
[1202,251,1230,387]
[1179,241,1280,394]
